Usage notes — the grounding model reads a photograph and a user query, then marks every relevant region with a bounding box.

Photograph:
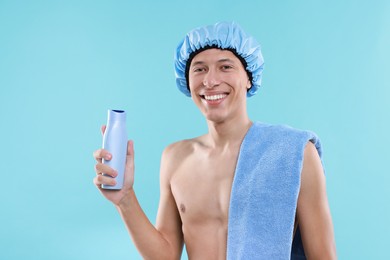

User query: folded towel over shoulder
[227,122,322,260]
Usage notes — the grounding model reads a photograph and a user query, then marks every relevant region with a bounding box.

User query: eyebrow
[190,58,235,67]
[217,58,235,63]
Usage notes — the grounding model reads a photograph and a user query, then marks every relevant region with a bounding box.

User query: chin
[204,113,229,124]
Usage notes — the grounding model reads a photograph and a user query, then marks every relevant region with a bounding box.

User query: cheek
[188,77,199,93]
[236,78,250,92]
[238,75,251,90]
[189,81,204,95]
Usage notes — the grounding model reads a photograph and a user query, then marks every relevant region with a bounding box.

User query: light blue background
[1,0,389,259]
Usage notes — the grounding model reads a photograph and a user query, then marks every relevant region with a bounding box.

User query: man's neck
[205,116,252,149]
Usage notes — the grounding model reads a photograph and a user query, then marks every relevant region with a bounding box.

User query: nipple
[179,203,186,213]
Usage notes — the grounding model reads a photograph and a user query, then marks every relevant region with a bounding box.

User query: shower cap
[174,21,264,97]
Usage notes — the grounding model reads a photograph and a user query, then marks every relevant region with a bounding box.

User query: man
[93,22,336,259]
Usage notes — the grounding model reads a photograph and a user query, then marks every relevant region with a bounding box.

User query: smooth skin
[93,49,336,259]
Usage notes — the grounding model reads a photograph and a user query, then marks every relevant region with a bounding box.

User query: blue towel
[227,122,322,259]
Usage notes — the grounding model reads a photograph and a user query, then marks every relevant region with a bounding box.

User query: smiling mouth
[202,94,228,101]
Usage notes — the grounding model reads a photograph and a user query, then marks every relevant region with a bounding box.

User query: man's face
[188,48,251,123]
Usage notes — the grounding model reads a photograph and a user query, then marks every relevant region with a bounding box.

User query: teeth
[204,94,227,101]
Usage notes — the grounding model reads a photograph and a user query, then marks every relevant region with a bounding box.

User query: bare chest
[170,151,238,224]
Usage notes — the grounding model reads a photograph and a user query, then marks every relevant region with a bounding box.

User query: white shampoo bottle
[102,109,127,190]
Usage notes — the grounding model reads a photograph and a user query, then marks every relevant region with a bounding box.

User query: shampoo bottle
[102,109,127,190]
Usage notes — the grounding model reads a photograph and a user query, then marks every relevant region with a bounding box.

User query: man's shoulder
[160,137,204,178]
[162,136,204,162]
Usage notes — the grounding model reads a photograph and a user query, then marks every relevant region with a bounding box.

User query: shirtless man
[93,22,336,259]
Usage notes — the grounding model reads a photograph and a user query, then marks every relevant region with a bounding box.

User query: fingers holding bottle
[92,139,136,190]
[93,157,118,187]
[93,148,111,163]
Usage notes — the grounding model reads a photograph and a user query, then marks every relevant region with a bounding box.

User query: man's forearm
[115,189,177,260]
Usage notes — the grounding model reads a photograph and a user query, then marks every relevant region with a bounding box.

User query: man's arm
[297,142,337,259]
[116,186,183,260]
[155,144,184,258]
[94,136,183,259]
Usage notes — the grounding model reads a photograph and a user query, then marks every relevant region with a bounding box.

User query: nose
[203,69,221,88]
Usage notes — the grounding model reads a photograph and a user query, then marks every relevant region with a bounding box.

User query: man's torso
[169,135,242,259]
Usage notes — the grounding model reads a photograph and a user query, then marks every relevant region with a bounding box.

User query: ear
[247,79,252,89]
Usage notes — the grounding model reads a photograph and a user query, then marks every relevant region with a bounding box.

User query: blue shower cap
[174,21,264,97]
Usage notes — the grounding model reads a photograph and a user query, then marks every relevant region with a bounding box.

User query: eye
[192,67,206,73]
[221,64,233,70]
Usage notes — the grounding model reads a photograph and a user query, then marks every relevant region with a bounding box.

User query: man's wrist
[115,188,136,210]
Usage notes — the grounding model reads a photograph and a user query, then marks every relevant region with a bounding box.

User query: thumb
[101,125,106,136]
[126,140,135,168]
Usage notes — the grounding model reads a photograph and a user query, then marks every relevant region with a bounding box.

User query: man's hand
[93,125,135,206]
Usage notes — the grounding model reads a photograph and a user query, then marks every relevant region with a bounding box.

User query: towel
[227,122,322,259]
